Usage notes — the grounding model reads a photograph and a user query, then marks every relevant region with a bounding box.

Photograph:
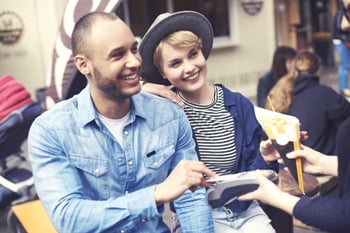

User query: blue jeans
[333,39,350,92]
[172,201,275,233]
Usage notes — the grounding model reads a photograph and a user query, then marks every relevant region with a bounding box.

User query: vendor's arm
[239,172,350,232]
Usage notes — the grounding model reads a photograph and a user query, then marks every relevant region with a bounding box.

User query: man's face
[85,19,142,102]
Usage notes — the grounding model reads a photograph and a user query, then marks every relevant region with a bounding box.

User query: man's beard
[93,67,126,102]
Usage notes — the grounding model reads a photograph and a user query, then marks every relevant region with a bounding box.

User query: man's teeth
[123,74,137,80]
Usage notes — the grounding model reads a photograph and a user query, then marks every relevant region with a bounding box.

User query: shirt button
[95,168,100,175]
[153,162,158,166]
[124,131,129,136]
[141,219,146,222]
[120,230,125,233]
[128,161,133,166]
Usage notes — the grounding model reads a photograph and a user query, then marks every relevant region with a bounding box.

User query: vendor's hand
[260,131,309,164]
[154,160,217,205]
[238,170,300,215]
[142,82,183,107]
[286,145,335,175]
[238,170,281,205]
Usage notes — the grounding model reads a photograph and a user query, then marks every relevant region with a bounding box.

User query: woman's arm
[142,82,183,107]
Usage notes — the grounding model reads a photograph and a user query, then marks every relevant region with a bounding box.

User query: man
[28,12,215,233]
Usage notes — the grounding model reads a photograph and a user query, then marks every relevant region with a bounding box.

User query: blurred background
[0,0,339,103]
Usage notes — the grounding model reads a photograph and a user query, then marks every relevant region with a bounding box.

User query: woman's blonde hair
[153,30,202,70]
[265,50,322,113]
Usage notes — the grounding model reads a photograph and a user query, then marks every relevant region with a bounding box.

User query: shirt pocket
[70,154,109,199]
[143,143,175,170]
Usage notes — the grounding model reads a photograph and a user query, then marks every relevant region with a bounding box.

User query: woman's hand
[142,82,183,107]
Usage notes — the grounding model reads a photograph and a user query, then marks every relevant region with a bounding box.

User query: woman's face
[158,43,207,93]
[285,58,295,73]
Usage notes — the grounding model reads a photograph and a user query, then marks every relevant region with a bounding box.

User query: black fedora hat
[139,11,214,86]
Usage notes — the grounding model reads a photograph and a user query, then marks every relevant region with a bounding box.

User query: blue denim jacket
[28,86,214,233]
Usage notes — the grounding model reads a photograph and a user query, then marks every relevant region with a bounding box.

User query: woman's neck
[179,83,214,105]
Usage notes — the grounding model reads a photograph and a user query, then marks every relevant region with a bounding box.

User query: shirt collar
[76,86,147,126]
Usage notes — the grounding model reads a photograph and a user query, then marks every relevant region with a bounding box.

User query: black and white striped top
[178,85,237,175]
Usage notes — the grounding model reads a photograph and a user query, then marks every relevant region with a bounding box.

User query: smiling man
[28,12,216,233]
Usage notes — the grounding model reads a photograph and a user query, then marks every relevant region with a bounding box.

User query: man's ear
[74,55,90,75]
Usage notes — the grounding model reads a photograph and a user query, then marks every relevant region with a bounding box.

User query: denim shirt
[28,86,214,233]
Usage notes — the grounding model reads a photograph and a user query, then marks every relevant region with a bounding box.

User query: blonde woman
[267,50,350,154]
[140,11,277,233]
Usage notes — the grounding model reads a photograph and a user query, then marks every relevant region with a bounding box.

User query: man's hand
[154,160,217,205]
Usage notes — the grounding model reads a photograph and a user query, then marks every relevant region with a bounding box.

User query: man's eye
[111,51,124,59]
[131,46,139,54]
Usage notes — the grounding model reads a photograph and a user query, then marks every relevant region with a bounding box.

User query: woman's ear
[74,55,90,75]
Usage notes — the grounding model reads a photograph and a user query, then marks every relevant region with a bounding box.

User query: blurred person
[139,11,278,233]
[0,74,34,121]
[28,12,217,233]
[333,0,350,97]
[266,50,350,155]
[256,46,297,107]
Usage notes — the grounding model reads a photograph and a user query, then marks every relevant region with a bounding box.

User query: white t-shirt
[99,112,130,148]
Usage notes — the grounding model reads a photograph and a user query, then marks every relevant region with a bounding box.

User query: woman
[266,50,350,155]
[140,11,277,233]
[256,46,297,107]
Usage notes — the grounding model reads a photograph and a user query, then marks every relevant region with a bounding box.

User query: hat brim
[139,11,213,86]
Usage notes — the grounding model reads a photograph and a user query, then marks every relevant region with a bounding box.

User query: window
[115,0,238,48]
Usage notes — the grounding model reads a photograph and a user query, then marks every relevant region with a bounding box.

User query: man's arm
[167,111,215,232]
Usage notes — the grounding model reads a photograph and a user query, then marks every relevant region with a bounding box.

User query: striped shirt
[178,85,237,175]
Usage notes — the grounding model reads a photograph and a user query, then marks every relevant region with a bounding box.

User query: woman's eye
[170,60,181,67]
[189,50,198,58]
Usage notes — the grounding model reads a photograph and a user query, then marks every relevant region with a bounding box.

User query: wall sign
[0,11,24,46]
[241,0,264,16]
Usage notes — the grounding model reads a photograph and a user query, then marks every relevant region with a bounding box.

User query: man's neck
[94,96,131,119]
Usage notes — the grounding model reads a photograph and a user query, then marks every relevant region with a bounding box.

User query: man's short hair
[71,12,119,57]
